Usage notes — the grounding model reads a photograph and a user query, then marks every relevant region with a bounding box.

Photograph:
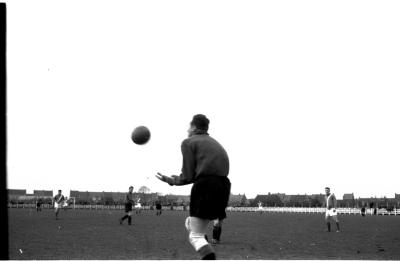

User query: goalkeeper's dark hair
[191,114,210,131]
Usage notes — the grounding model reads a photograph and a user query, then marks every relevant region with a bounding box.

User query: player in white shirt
[324,187,340,232]
[62,197,69,210]
[53,190,65,220]
[258,201,264,214]
[135,198,142,214]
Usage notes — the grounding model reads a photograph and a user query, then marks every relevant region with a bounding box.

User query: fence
[227,207,400,216]
[227,207,326,213]
[7,203,400,216]
[7,203,185,211]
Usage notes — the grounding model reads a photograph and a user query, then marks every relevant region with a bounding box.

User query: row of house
[252,193,400,209]
[7,189,400,209]
[8,189,53,204]
[7,189,244,206]
[69,190,190,206]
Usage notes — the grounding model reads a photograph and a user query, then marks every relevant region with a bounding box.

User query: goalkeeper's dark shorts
[190,175,231,220]
[125,203,133,212]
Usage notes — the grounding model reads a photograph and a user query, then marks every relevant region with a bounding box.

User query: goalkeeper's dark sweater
[171,130,229,186]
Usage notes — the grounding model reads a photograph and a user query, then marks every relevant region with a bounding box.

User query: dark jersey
[125,193,134,205]
[172,132,229,185]
[124,193,134,212]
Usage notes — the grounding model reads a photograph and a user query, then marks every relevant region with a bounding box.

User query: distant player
[258,201,263,214]
[211,219,223,245]
[63,196,69,210]
[119,186,134,225]
[36,199,42,212]
[135,198,142,214]
[324,187,340,232]
[157,114,231,260]
[361,205,366,217]
[155,200,162,216]
[53,190,65,220]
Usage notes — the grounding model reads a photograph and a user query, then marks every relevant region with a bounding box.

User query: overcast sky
[6,0,400,199]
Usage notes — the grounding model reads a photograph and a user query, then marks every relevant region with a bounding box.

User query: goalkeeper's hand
[156,172,174,186]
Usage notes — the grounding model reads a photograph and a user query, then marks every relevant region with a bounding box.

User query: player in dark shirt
[119,186,134,225]
[36,199,42,212]
[157,114,231,260]
[155,200,162,216]
[361,206,366,217]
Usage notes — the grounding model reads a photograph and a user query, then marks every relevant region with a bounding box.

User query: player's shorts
[156,204,162,210]
[135,203,142,208]
[54,202,61,209]
[325,208,338,218]
[125,203,133,212]
[190,175,231,220]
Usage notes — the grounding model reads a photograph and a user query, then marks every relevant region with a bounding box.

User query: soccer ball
[131,126,151,145]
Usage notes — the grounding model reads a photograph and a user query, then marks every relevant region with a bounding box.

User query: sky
[6,0,400,199]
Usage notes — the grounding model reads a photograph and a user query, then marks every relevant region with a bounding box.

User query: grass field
[8,208,400,260]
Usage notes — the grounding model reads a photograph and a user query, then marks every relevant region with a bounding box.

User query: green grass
[8,208,400,259]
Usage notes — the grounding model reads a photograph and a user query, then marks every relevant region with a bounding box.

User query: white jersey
[326,208,337,216]
[325,194,337,217]
[54,194,64,209]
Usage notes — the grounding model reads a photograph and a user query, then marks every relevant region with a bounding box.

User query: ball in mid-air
[131,126,151,145]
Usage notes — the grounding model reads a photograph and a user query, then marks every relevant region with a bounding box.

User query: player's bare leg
[119,215,127,224]
[128,212,132,225]
[325,215,331,232]
[55,207,60,220]
[185,217,216,260]
[212,219,222,245]
[326,221,331,232]
[120,211,132,225]
[334,216,340,232]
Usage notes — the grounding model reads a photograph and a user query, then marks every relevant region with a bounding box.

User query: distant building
[228,194,248,207]
[339,193,356,207]
[281,194,291,206]
[253,193,284,207]
[7,189,27,203]
[32,190,53,204]
[310,194,325,207]
[343,193,354,200]
[358,197,376,208]
[288,194,310,207]
[253,194,268,206]
[69,190,160,205]
[70,190,125,204]
[162,194,190,206]
[8,188,400,208]
[7,189,26,196]
[394,194,400,207]
[34,190,53,197]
